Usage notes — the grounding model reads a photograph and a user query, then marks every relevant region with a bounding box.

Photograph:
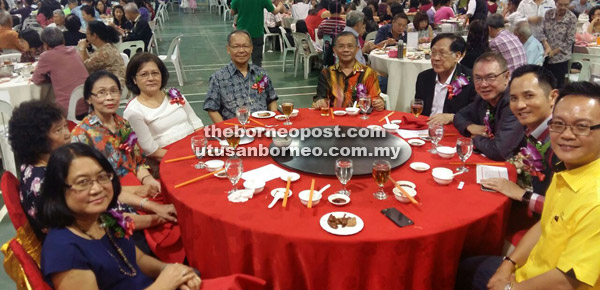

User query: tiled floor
[0,5,319,288]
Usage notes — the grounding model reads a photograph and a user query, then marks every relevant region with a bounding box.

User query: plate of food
[319,211,364,236]
[251,111,276,119]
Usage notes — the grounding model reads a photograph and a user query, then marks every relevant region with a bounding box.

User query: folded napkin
[401,115,428,130]
[228,189,255,203]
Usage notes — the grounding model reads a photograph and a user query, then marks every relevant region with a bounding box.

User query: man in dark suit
[414,33,477,125]
[123,2,152,51]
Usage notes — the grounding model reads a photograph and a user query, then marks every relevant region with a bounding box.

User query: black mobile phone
[481,184,497,192]
[381,208,414,227]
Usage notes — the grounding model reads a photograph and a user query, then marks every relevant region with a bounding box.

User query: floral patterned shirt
[83,43,126,87]
[314,61,381,108]
[71,113,147,178]
[540,9,577,64]
[203,62,278,121]
[19,164,46,239]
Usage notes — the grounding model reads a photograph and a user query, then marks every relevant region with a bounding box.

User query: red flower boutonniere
[100,209,135,238]
[118,127,137,155]
[167,88,185,105]
[251,73,268,94]
[447,74,470,100]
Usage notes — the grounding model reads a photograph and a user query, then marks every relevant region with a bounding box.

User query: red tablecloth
[160,109,514,290]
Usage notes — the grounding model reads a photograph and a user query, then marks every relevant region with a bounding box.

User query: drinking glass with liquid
[372,160,391,200]
[411,99,424,118]
[335,158,353,196]
[281,99,294,125]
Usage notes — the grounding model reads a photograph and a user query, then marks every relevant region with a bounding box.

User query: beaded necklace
[74,221,138,277]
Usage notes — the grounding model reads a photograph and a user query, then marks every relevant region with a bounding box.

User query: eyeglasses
[548,120,600,136]
[228,45,252,51]
[91,89,121,99]
[430,50,454,58]
[335,44,357,49]
[66,172,114,191]
[136,71,161,79]
[473,70,508,84]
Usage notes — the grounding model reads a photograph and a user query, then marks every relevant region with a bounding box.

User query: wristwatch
[503,255,517,267]
[521,190,533,204]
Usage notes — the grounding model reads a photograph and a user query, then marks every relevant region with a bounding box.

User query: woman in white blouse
[123,53,203,161]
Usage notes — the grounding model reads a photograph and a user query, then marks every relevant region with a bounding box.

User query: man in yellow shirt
[0,11,25,52]
[457,81,600,290]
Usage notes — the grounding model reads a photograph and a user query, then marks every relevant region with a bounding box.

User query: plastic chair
[120,52,130,67]
[67,84,84,124]
[159,35,186,86]
[365,31,377,42]
[292,32,320,79]
[279,26,296,72]
[380,93,391,110]
[263,24,282,54]
[0,92,16,176]
[220,0,231,21]
[117,40,145,58]
[209,0,218,13]
[568,53,600,82]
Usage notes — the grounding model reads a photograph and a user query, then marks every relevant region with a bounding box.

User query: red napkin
[401,115,428,130]
[140,194,186,263]
[200,274,267,290]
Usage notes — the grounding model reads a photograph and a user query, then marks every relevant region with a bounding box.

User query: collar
[547,9,574,22]
[333,60,365,74]
[527,115,552,139]
[435,65,457,85]
[226,61,254,76]
[344,26,359,37]
[87,112,124,128]
[524,36,535,46]
[133,15,141,23]
[556,158,600,193]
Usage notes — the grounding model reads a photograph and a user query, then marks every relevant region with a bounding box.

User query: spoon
[453,171,465,177]
[385,116,391,125]
[317,184,331,196]
[268,189,286,208]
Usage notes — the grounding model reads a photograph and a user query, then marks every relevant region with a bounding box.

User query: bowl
[436,146,456,159]
[410,162,430,172]
[243,179,266,194]
[298,189,322,206]
[382,123,399,133]
[407,139,426,147]
[274,115,287,121]
[391,120,402,125]
[205,160,225,172]
[333,110,347,116]
[328,193,350,206]
[345,107,360,115]
[395,180,416,189]
[367,125,383,131]
[432,167,454,185]
[392,186,417,203]
[272,135,292,147]
[290,109,299,117]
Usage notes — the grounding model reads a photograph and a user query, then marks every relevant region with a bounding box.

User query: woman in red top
[305,0,330,40]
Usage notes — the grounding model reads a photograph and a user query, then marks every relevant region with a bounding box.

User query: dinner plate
[320,212,364,236]
[274,115,287,121]
[407,139,426,147]
[251,111,276,119]
[219,135,255,146]
[410,162,430,172]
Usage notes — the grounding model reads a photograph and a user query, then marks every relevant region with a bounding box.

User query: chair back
[0,92,17,175]
[120,52,130,67]
[117,41,145,58]
[0,53,21,63]
[6,239,52,290]
[1,171,26,230]
[67,84,84,123]
[569,53,600,82]
[279,26,294,49]
[365,31,377,42]
[164,34,183,59]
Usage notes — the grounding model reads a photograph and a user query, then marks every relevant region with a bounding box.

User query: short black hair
[390,2,404,15]
[19,29,43,48]
[392,12,410,24]
[328,0,342,14]
[81,5,96,16]
[8,100,65,165]
[65,14,82,32]
[554,81,600,112]
[412,11,429,30]
[87,20,120,43]
[37,143,121,228]
[509,64,557,95]
[486,13,504,29]
[125,52,169,95]
[227,29,252,46]
[431,32,467,54]
[589,5,600,22]
[333,30,358,45]
[84,70,121,110]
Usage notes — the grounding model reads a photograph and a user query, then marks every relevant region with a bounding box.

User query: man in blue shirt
[70,0,99,30]
[514,21,544,66]
[569,0,592,15]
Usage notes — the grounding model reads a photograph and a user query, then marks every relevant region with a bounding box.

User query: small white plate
[410,162,431,172]
[395,180,416,189]
[367,125,383,131]
[274,115,287,121]
[251,111,276,119]
[271,188,293,197]
[290,109,299,117]
[280,172,300,182]
[219,135,255,146]
[214,170,228,179]
[418,134,431,141]
[320,212,364,236]
[205,160,224,172]
[328,194,350,206]
[333,110,347,116]
[407,139,426,147]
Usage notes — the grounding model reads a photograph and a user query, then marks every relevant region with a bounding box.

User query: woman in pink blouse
[434,0,455,24]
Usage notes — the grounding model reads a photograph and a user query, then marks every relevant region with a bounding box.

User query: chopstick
[307,179,315,208]
[249,118,265,126]
[449,162,505,166]
[165,155,196,163]
[174,168,225,188]
[445,133,458,136]
[223,122,260,128]
[282,176,291,207]
[378,112,395,122]
[389,177,419,205]
[330,108,334,120]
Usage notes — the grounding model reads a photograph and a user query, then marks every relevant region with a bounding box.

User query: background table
[160,109,514,290]
[368,52,431,112]
[0,76,54,108]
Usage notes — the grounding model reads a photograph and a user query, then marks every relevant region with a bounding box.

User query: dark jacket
[123,17,152,50]
[414,64,477,117]
[470,0,488,21]
[374,24,407,45]
[453,90,525,161]
[63,30,86,46]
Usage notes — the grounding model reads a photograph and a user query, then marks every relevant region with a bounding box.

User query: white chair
[365,31,377,42]
[292,32,320,79]
[117,40,145,58]
[209,0,219,13]
[159,35,186,86]
[0,53,21,63]
[149,18,161,42]
[380,93,391,110]
[67,84,84,124]
[0,91,16,176]
[220,0,231,21]
[567,53,600,82]
[279,26,296,72]
[263,24,282,54]
[120,52,130,67]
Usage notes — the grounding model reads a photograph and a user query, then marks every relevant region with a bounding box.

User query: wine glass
[225,128,242,156]
[411,99,424,118]
[372,160,391,200]
[190,135,207,169]
[428,123,444,154]
[236,106,250,130]
[225,157,243,195]
[281,99,294,125]
[456,137,473,172]
[335,158,353,196]
[359,96,371,120]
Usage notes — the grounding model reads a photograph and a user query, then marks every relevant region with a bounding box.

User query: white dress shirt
[431,66,457,116]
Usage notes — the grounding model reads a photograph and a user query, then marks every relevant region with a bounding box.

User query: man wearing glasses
[453,52,524,161]
[204,30,279,123]
[456,81,600,290]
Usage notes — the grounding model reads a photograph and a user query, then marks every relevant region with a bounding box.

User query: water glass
[190,135,207,169]
[359,96,371,120]
[225,157,243,195]
[372,160,391,200]
[411,99,424,118]
[236,106,249,129]
[281,99,294,125]
[456,137,473,172]
[335,158,353,196]
[428,123,444,154]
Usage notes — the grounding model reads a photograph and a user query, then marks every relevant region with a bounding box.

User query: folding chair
[263,24,282,54]
[117,40,145,58]
[67,84,84,124]
[159,35,186,86]
[279,26,296,71]
[0,92,16,176]
[292,32,320,79]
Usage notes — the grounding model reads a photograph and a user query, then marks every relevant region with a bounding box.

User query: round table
[0,75,54,108]
[160,109,513,290]
[368,52,431,113]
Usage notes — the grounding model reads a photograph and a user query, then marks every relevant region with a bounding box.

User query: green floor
[0,5,319,288]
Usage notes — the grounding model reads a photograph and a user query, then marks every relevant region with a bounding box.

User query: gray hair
[53,9,65,18]
[40,27,65,48]
[0,10,11,26]
[346,10,364,28]
[124,3,139,13]
[486,13,505,29]
[227,29,252,45]
[513,21,532,39]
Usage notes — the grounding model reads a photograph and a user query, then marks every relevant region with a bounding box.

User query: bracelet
[141,175,152,184]
[140,197,149,210]
[503,256,517,267]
